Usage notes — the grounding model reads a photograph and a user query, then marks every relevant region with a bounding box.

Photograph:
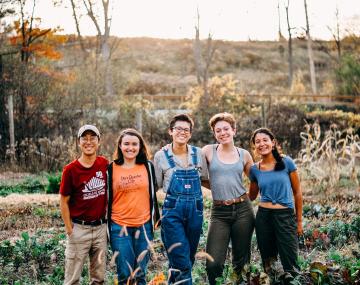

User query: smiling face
[253,132,276,157]
[78,130,99,157]
[169,120,192,146]
[119,134,140,161]
[213,120,236,145]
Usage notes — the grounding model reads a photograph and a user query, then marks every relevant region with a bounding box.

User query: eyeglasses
[172,126,191,134]
[80,136,98,143]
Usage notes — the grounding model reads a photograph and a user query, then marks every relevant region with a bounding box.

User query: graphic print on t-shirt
[82,171,106,200]
[119,173,145,193]
[119,174,146,192]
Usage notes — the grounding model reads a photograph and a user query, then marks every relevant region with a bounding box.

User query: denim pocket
[163,196,177,210]
[196,199,203,213]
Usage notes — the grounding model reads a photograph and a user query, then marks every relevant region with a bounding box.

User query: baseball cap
[77,124,101,138]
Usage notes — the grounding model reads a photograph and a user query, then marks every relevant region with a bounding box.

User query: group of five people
[59,112,303,285]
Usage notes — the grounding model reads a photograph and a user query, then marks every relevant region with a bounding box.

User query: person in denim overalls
[154,114,207,285]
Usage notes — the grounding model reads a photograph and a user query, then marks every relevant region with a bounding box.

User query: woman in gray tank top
[202,112,255,285]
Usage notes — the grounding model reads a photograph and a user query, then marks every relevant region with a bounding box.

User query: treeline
[0,1,359,172]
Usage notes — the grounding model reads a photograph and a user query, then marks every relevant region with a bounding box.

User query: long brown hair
[113,128,150,164]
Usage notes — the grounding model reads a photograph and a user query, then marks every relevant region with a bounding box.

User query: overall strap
[191,146,198,166]
[164,149,176,169]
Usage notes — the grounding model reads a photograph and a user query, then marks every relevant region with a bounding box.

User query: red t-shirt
[60,156,108,221]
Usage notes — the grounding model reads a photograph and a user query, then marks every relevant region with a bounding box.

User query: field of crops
[0,125,359,284]
[0,178,359,285]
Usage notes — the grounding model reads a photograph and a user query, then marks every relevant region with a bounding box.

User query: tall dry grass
[296,122,360,190]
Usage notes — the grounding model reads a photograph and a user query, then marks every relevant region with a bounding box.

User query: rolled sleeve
[153,151,164,189]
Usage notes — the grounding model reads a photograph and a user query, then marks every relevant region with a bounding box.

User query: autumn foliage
[9,19,67,62]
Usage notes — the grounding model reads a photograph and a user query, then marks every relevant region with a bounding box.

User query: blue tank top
[249,156,297,208]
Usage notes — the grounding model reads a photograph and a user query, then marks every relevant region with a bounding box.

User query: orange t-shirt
[111,164,150,227]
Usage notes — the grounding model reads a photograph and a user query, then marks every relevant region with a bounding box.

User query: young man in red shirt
[60,124,109,285]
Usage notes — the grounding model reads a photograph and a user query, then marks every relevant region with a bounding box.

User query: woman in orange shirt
[108,129,160,285]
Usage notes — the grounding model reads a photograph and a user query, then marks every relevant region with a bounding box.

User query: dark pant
[206,198,255,285]
[255,207,299,276]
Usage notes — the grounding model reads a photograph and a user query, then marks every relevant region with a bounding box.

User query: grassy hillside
[57,36,347,98]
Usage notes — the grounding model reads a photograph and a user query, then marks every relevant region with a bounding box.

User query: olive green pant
[206,198,255,285]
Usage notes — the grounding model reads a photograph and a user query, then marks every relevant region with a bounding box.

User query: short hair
[169,114,194,132]
[209,112,236,130]
[113,128,150,164]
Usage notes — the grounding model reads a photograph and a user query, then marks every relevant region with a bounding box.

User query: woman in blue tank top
[202,112,255,285]
[249,128,303,284]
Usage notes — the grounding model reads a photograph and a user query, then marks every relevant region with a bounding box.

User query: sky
[13,0,360,41]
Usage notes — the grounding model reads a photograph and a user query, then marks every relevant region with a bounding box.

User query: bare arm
[200,146,211,190]
[243,150,254,177]
[60,195,73,236]
[249,181,259,201]
[290,170,303,235]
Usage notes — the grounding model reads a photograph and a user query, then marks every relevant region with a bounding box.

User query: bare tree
[193,8,216,102]
[328,6,341,61]
[277,0,284,41]
[85,0,113,97]
[285,0,293,87]
[193,8,203,85]
[0,0,16,160]
[304,0,317,94]
[69,0,114,97]
[69,0,87,55]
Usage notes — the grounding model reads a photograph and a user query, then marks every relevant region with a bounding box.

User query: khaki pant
[64,223,107,285]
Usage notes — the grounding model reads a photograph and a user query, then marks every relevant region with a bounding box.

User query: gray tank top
[208,144,247,200]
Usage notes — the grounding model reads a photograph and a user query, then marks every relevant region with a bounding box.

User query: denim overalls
[161,146,203,285]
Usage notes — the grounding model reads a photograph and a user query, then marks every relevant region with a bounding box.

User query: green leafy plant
[47,172,62,194]
[0,177,45,196]
[335,54,360,96]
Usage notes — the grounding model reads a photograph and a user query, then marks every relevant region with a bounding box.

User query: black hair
[113,128,150,165]
[250,128,285,171]
[169,113,194,132]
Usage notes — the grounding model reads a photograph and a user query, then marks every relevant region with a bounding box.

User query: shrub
[0,177,45,197]
[47,172,62,194]
[305,110,360,133]
[184,75,251,145]
[266,104,306,156]
[335,54,360,96]
[5,136,76,173]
